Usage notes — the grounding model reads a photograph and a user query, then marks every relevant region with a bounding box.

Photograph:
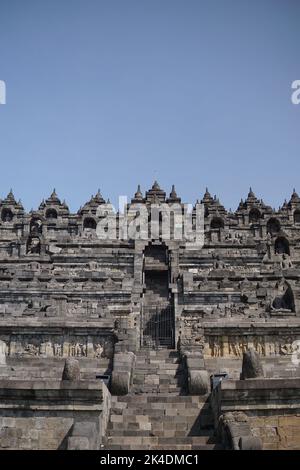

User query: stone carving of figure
[211,339,222,357]
[268,342,276,355]
[27,237,41,254]
[88,261,98,270]
[4,211,13,222]
[231,337,248,357]
[233,233,243,245]
[94,343,104,358]
[239,339,248,356]
[228,341,236,356]
[81,344,87,356]
[24,343,39,356]
[69,343,76,356]
[225,305,232,318]
[211,305,222,317]
[254,338,265,356]
[74,343,82,357]
[265,233,272,259]
[0,340,6,365]
[30,219,42,235]
[267,278,294,313]
[54,343,62,356]
[281,254,292,270]
[213,254,225,270]
[279,337,293,355]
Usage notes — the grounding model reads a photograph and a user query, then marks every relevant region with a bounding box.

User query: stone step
[107,430,211,438]
[134,370,185,376]
[133,375,184,380]
[134,378,184,384]
[135,360,180,367]
[110,406,210,417]
[104,436,216,449]
[108,417,213,430]
[112,394,208,404]
[111,402,207,413]
[134,370,180,375]
[133,375,184,381]
[131,390,186,395]
[135,350,179,358]
[133,379,185,386]
[134,372,184,378]
[109,411,211,421]
[108,423,213,434]
[106,348,215,450]
[133,380,186,387]
[110,413,209,421]
[111,398,207,408]
[129,391,188,397]
[104,435,215,443]
[103,444,218,450]
[134,362,182,369]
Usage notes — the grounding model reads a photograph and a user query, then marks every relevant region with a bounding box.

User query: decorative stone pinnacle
[50,188,58,200]
[170,184,177,198]
[248,187,255,198]
[152,180,160,190]
[134,185,143,200]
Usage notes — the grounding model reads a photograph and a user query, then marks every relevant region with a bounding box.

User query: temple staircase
[103,349,219,450]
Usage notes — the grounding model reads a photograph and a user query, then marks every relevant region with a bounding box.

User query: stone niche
[204,334,300,358]
[0,334,115,359]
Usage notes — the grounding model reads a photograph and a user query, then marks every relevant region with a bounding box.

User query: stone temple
[1,182,300,450]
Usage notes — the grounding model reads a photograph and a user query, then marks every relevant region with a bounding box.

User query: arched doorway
[1,208,13,222]
[141,243,174,349]
[83,217,97,230]
[267,217,281,235]
[294,210,300,224]
[249,208,261,224]
[210,217,224,230]
[46,208,57,219]
[26,236,41,254]
[30,218,42,235]
[272,284,295,312]
[275,236,290,255]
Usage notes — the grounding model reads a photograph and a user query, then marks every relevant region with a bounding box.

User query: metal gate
[141,306,174,349]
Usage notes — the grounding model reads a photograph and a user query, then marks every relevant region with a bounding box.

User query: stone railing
[111,351,136,395]
[210,377,300,449]
[180,348,209,395]
[216,411,262,450]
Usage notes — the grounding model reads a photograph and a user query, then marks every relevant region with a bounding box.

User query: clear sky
[0,0,299,212]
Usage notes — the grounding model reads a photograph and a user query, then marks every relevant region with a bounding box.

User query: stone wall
[0,321,116,359]
[0,379,111,450]
[249,415,300,450]
[211,377,300,450]
[202,323,300,358]
[0,417,74,450]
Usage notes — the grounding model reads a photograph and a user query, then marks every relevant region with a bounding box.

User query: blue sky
[0,0,299,212]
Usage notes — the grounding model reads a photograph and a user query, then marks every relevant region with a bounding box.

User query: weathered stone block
[189,370,209,395]
[241,348,263,379]
[239,436,263,450]
[62,358,80,381]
